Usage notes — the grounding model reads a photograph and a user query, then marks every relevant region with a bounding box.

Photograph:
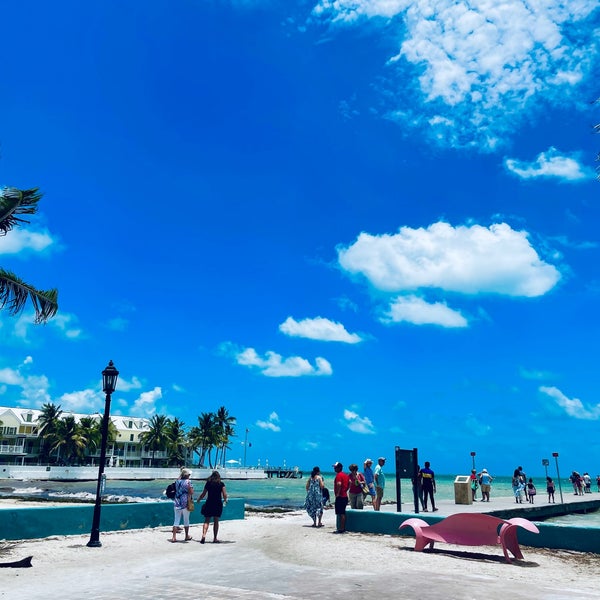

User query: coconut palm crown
[0,187,58,323]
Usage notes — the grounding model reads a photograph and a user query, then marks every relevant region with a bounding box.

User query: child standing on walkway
[527,478,537,504]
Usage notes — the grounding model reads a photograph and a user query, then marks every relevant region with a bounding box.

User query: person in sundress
[304,466,324,527]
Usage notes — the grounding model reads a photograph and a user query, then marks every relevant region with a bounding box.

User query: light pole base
[86,540,102,548]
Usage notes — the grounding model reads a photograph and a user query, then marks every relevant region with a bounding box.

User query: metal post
[470,451,476,471]
[552,453,563,504]
[87,389,112,547]
[395,446,402,513]
[243,428,249,467]
[542,458,549,479]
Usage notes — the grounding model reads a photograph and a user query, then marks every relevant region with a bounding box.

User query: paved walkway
[1,494,599,600]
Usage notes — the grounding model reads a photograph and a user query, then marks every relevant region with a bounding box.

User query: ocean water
[2,473,598,528]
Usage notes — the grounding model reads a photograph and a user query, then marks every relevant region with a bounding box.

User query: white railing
[0,445,26,454]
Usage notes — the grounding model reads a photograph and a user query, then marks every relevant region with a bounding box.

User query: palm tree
[139,414,169,467]
[165,418,187,466]
[188,412,218,468]
[214,406,236,466]
[0,187,58,323]
[78,416,103,460]
[37,403,63,463]
[51,416,86,465]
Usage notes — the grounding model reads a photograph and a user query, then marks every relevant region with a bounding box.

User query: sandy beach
[1,505,600,600]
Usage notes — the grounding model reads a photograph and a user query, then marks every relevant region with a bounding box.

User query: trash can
[454,475,473,505]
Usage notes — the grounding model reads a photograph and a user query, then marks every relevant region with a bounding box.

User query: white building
[0,406,165,467]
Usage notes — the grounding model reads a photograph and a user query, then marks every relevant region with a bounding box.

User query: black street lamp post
[470,451,476,471]
[87,360,119,548]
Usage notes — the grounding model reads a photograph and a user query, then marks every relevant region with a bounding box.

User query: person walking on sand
[373,457,386,511]
[420,461,438,512]
[171,468,193,543]
[546,476,555,503]
[197,470,227,544]
[363,458,376,505]
[332,461,350,533]
[304,466,324,527]
[477,468,493,502]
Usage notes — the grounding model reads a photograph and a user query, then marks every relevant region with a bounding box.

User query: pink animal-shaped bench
[399,513,539,563]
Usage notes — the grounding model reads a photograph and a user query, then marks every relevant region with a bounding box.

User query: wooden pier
[265,467,303,479]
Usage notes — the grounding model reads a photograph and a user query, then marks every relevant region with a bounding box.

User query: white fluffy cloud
[311,0,598,149]
[0,365,51,406]
[279,316,363,343]
[117,376,144,392]
[131,386,163,417]
[505,147,593,181]
[343,408,375,434]
[540,386,600,420]
[338,222,561,297]
[256,411,281,432]
[0,228,56,255]
[2,311,82,343]
[56,388,103,413]
[232,346,333,377]
[383,295,468,328]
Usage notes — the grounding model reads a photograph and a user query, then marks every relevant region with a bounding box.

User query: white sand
[1,507,599,599]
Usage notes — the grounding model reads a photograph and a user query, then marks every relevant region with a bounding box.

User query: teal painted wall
[0,498,245,541]
[346,510,600,554]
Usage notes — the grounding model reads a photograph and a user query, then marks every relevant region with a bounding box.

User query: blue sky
[1,0,599,476]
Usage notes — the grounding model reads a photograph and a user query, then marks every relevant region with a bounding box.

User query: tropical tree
[188,412,218,468]
[139,414,169,466]
[0,187,58,323]
[78,416,103,458]
[51,416,86,465]
[37,403,63,463]
[165,417,187,466]
[214,406,236,466]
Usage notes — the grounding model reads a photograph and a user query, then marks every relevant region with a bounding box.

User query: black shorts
[334,496,348,515]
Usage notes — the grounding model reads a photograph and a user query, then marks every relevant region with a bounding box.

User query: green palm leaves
[0,187,58,323]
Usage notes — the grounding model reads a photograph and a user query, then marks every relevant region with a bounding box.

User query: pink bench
[399,513,539,563]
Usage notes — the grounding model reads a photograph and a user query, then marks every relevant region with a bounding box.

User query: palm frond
[0,188,43,236]
[0,269,58,323]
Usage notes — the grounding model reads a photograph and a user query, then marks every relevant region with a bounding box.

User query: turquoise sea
[2,473,599,528]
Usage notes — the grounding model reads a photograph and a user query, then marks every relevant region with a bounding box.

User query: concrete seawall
[0,498,245,541]
[345,494,600,554]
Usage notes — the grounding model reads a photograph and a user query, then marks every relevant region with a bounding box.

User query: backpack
[166,481,177,499]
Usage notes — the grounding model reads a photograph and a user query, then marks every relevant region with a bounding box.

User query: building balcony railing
[0,445,26,454]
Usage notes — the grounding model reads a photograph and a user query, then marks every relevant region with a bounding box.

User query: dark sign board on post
[394,446,419,513]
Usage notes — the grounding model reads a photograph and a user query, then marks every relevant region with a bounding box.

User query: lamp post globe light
[87,360,119,548]
[470,452,476,471]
